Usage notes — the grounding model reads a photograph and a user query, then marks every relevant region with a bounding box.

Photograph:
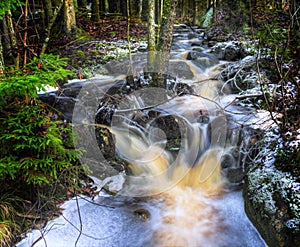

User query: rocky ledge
[243,131,300,247]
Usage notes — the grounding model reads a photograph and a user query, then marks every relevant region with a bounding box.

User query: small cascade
[17,23,267,247]
[101,76,239,246]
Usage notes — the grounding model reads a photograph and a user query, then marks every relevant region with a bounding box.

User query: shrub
[0,54,78,185]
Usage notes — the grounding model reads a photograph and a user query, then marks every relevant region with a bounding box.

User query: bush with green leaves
[0,54,78,185]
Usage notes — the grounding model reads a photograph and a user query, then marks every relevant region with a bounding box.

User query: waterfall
[101,77,232,246]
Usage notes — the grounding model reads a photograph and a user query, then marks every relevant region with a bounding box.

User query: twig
[113,92,180,114]
[40,1,64,55]
[74,193,82,247]
[255,48,279,127]
[224,93,262,109]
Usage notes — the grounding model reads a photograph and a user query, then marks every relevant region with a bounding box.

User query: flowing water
[17,27,267,247]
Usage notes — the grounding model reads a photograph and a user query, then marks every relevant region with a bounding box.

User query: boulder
[210,41,248,61]
[186,51,219,71]
[168,60,195,79]
[244,151,300,247]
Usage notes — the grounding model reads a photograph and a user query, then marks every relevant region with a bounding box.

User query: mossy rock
[244,165,300,247]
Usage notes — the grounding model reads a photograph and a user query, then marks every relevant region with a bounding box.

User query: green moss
[77,49,86,57]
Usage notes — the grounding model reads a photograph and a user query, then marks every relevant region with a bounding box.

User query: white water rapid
[17,25,267,247]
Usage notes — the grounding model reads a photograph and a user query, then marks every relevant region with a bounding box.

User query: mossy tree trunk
[64,0,77,34]
[41,0,64,55]
[146,0,156,72]
[43,0,54,27]
[194,0,202,25]
[156,0,178,74]
[2,10,19,69]
[146,0,178,87]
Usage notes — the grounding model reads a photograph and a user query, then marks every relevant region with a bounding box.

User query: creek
[17,25,267,247]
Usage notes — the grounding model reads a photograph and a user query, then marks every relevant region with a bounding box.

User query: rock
[188,32,198,39]
[219,55,258,93]
[206,24,227,42]
[207,40,217,47]
[191,41,203,47]
[226,167,244,184]
[134,208,150,221]
[210,42,244,61]
[38,76,118,121]
[186,51,219,70]
[186,51,200,60]
[188,51,218,62]
[168,60,195,79]
[244,155,300,247]
[192,47,206,52]
[138,43,148,52]
[224,43,243,61]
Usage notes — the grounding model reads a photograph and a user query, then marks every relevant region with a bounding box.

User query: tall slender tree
[0,35,4,74]
[147,0,156,72]
[2,10,19,68]
[157,0,178,75]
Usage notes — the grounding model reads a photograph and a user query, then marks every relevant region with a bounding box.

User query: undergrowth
[0,54,86,246]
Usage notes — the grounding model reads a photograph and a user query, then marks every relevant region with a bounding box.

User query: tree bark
[91,0,100,22]
[43,0,54,27]
[64,0,77,34]
[23,0,28,66]
[194,0,202,25]
[0,35,4,74]
[138,0,143,19]
[41,0,64,55]
[2,10,19,68]
[147,0,156,72]
[157,0,178,75]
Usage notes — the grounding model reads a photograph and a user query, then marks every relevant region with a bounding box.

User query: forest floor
[49,17,148,79]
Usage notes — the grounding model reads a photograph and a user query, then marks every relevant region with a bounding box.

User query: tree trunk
[194,0,202,25]
[156,0,163,43]
[41,0,64,55]
[2,10,19,68]
[43,0,54,27]
[23,0,28,66]
[138,0,143,19]
[64,0,77,34]
[104,0,109,12]
[157,0,178,75]
[147,0,156,72]
[213,0,217,23]
[91,0,100,22]
[0,36,4,74]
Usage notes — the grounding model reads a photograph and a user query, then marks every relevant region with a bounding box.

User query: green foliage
[0,0,21,19]
[254,10,293,62]
[0,54,77,185]
[0,54,71,100]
